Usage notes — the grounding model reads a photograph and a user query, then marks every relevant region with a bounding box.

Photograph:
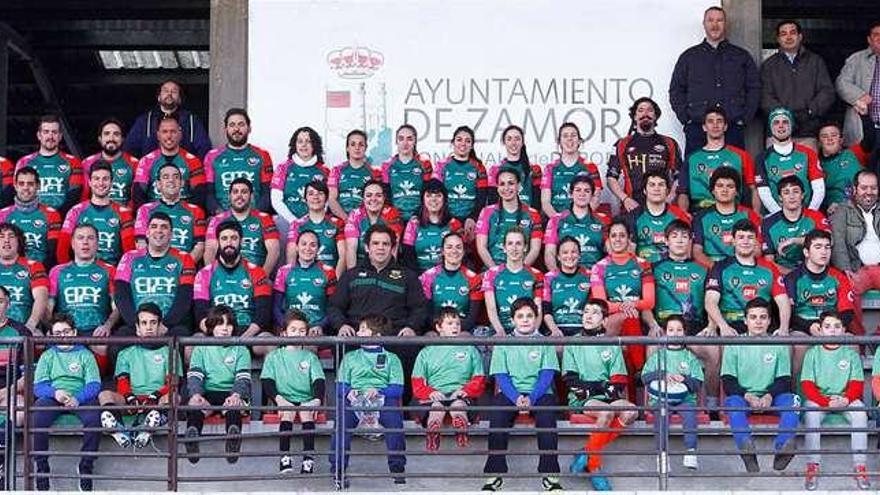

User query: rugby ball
[647,380,688,405]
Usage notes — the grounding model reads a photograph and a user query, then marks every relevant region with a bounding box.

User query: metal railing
[0,333,877,491]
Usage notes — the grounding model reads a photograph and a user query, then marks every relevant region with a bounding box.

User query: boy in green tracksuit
[565,298,635,491]
[98,303,182,450]
[261,309,325,475]
[185,305,252,465]
[641,315,704,471]
[482,297,562,493]
[329,314,406,489]
[411,307,486,451]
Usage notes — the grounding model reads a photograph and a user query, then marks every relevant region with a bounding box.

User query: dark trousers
[483,394,559,474]
[186,391,242,433]
[32,398,101,471]
[328,398,406,474]
[684,121,745,157]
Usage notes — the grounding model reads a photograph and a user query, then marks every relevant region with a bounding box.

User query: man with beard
[125,79,211,159]
[81,119,139,208]
[205,178,279,274]
[0,167,62,266]
[15,115,83,213]
[194,219,273,354]
[203,108,273,214]
[133,114,206,209]
[114,212,196,338]
[756,108,826,214]
[58,161,135,266]
[0,223,48,334]
[134,162,206,262]
[607,97,683,210]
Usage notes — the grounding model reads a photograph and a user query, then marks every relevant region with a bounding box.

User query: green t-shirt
[489,342,559,394]
[260,347,325,403]
[642,348,704,405]
[721,342,790,395]
[188,345,252,393]
[115,345,182,395]
[800,345,863,397]
[412,344,484,394]
[34,346,100,396]
[821,148,862,207]
[331,162,375,214]
[692,206,756,261]
[561,343,625,402]
[338,347,404,391]
[545,269,590,328]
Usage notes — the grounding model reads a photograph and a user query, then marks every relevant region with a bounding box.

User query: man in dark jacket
[669,6,761,156]
[125,80,212,159]
[760,20,836,149]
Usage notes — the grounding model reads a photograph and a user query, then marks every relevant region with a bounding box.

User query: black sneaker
[184,425,200,464]
[225,424,242,464]
[300,456,315,474]
[279,455,294,474]
[541,475,564,491]
[333,476,350,490]
[738,441,760,473]
[77,464,93,492]
[393,475,406,485]
[481,476,503,491]
[773,438,796,471]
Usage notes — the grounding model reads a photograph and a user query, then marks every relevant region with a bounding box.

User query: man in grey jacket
[831,169,880,334]
[836,21,880,148]
[761,20,835,150]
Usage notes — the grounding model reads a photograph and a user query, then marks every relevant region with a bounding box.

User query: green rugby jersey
[381,155,432,219]
[543,268,591,328]
[49,260,114,334]
[761,209,827,269]
[261,347,325,403]
[561,343,625,402]
[34,346,99,396]
[642,348,703,404]
[692,205,761,261]
[706,257,784,325]
[721,342,790,395]
[412,345,484,394]
[115,344,182,395]
[679,145,754,210]
[652,258,707,326]
[203,144,272,211]
[329,161,377,214]
[0,205,61,264]
[490,342,558,394]
[821,148,864,207]
[188,345,251,393]
[755,144,823,208]
[482,265,543,333]
[627,205,690,263]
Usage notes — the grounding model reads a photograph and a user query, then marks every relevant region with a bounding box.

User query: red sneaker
[425,421,441,451]
[452,416,469,447]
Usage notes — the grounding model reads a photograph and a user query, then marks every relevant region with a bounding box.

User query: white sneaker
[133,410,162,448]
[100,411,131,448]
[683,450,699,470]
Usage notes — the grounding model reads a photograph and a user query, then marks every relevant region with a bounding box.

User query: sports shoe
[682,449,699,470]
[854,464,871,490]
[225,424,241,464]
[133,410,162,448]
[452,416,469,447]
[279,455,294,474]
[101,411,132,449]
[804,462,819,491]
[568,452,587,473]
[334,476,350,490]
[588,468,613,491]
[425,421,441,451]
[773,437,796,471]
[184,425,200,464]
[738,441,760,473]
[541,475,564,491]
[393,475,407,485]
[300,457,315,474]
[481,476,503,491]
[77,464,93,492]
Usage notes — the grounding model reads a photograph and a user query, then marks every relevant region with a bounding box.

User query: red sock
[93,352,110,376]
[585,418,626,471]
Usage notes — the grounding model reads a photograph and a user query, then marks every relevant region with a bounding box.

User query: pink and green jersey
[15,152,83,210]
[134,200,206,253]
[270,160,330,219]
[0,257,48,324]
[206,210,278,267]
[482,264,543,333]
[273,261,337,325]
[476,203,543,264]
[419,264,482,319]
[81,152,138,207]
[544,209,610,268]
[287,213,345,267]
[540,157,602,212]
[381,155,433,219]
[49,260,115,334]
[328,161,379,214]
[203,144,273,211]
[0,204,61,264]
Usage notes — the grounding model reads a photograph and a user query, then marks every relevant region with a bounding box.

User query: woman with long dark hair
[271,127,329,232]
[487,125,542,208]
[432,126,487,242]
[400,179,462,272]
[381,124,433,220]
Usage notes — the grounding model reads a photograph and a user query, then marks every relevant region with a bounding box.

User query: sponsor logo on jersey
[457,286,469,296]
[313,277,324,287]
[224,355,236,366]
[68,361,81,373]
[179,215,192,225]
[454,351,467,361]
[15,270,27,280]
[90,272,103,282]
[763,353,776,364]
[134,276,176,294]
[33,219,45,228]
[527,350,540,361]
[40,177,65,194]
[578,282,589,292]
[600,350,612,362]
[298,360,311,371]
[241,279,252,289]
[742,286,757,299]
[838,359,850,370]
[63,286,102,304]
[214,293,250,307]
[58,164,70,173]
[107,217,119,227]
[165,262,178,273]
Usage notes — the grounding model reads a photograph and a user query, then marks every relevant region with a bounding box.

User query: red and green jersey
[783,266,854,322]
[801,345,862,398]
[287,214,345,267]
[188,345,251,393]
[203,144,273,211]
[0,257,48,324]
[344,205,404,263]
[642,348,704,404]
[475,203,543,264]
[432,157,488,220]
[706,257,785,325]
[692,205,762,261]
[488,159,542,206]
[755,143,824,208]
[35,346,99,396]
[115,344,182,395]
[15,152,83,210]
[590,254,653,303]
[561,343,626,402]
[134,200,206,253]
[652,258,707,326]
[402,217,463,271]
[419,265,482,319]
[81,152,138,207]
[540,157,602,212]
[721,342,790,395]
[543,268,591,329]
[328,161,380,214]
[114,248,196,318]
[194,260,271,328]
[60,201,135,265]
[273,261,337,325]
[761,209,828,269]
[627,205,690,263]
[482,264,543,333]
[270,160,330,219]
[338,347,404,390]
[49,260,115,334]
[679,145,755,211]
[206,210,278,267]
[490,343,558,394]
[412,345,484,394]
[134,149,205,203]
[544,209,610,268]
[381,155,433,219]
[820,146,867,208]
[0,204,61,264]
[260,347,325,403]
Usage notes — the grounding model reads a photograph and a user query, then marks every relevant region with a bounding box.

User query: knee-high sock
[586,417,625,471]
[279,421,293,452]
[302,421,316,454]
